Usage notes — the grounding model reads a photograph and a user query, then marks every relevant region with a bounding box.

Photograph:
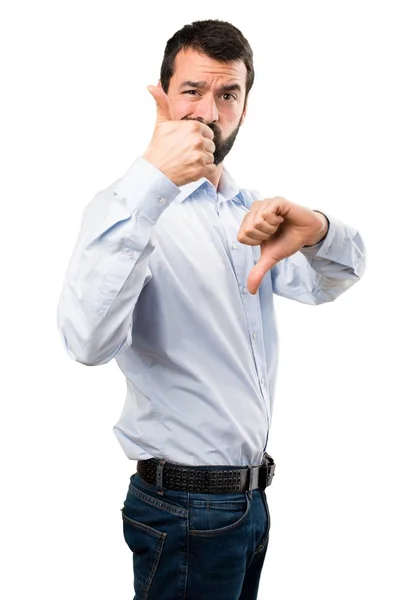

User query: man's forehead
[172,48,247,83]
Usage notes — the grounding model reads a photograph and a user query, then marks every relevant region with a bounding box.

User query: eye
[183,90,199,95]
[221,93,236,101]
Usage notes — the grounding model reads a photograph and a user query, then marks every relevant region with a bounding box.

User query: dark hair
[160,19,254,108]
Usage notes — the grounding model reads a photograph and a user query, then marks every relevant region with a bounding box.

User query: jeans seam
[183,491,190,600]
[128,482,188,518]
[142,534,165,598]
[121,508,167,596]
[253,489,270,556]
[189,490,252,537]
[121,508,167,540]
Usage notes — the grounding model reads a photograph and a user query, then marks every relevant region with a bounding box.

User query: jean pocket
[189,492,251,537]
[121,508,166,595]
[128,474,188,518]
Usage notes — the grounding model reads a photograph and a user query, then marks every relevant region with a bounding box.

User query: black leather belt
[136,452,276,494]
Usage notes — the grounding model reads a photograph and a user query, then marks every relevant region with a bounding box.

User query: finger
[248,229,272,240]
[203,138,216,154]
[200,123,215,140]
[263,213,284,227]
[204,163,217,178]
[239,230,271,244]
[147,85,174,122]
[246,253,278,294]
[238,216,279,241]
[246,263,268,294]
[252,219,279,235]
[204,152,215,165]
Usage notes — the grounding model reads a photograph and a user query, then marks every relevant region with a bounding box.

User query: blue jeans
[121,470,271,600]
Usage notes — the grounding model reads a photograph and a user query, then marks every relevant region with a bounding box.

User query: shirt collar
[173,164,242,205]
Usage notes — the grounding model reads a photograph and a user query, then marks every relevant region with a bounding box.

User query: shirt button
[242,286,248,294]
[252,332,257,340]
[260,377,265,385]
[232,241,238,250]
[158,197,167,206]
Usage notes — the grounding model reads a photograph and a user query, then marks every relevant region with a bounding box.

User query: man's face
[163,48,247,165]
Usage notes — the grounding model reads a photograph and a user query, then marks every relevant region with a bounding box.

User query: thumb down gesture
[237,197,329,294]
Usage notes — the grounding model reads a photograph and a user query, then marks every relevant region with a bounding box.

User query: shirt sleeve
[270,211,366,305]
[57,156,180,365]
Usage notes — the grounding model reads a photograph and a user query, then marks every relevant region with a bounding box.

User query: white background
[1,1,416,598]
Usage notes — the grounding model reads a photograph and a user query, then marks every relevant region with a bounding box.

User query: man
[57,19,366,600]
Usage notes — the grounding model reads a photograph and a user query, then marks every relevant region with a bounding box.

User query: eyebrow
[179,81,242,94]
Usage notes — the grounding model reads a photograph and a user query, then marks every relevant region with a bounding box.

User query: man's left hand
[237,197,329,294]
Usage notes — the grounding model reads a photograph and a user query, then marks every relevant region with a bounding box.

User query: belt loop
[248,465,260,491]
[156,459,166,496]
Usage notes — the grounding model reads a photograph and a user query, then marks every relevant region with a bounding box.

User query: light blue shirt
[57,156,366,466]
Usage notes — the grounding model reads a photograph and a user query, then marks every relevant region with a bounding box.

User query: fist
[142,84,217,187]
[238,197,329,294]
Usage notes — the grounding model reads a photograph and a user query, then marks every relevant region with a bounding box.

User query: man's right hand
[142,84,217,187]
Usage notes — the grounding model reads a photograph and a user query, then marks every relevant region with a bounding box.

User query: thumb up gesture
[237,198,329,294]
[143,83,217,187]
[146,84,175,122]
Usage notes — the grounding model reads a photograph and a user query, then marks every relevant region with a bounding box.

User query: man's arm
[270,211,366,305]
[57,157,180,366]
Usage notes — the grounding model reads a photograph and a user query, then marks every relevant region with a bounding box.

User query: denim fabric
[121,470,271,599]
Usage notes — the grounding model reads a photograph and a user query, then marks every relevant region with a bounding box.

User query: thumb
[147,85,174,122]
[247,247,280,295]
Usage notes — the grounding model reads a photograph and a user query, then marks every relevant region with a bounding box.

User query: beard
[182,113,244,166]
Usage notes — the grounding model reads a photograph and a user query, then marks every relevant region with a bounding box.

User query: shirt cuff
[299,211,364,271]
[111,156,181,222]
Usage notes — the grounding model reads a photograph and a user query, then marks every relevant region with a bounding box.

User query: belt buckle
[263,453,276,488]
[248,453,276,491]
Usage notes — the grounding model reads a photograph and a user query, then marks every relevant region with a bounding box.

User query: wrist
[303,211,329,247]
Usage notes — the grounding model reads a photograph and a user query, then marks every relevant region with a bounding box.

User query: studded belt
[136,452,276,495]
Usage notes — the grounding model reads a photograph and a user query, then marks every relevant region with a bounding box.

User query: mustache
[181,116,221,137]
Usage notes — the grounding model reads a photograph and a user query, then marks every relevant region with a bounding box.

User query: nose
[194,94,219,124]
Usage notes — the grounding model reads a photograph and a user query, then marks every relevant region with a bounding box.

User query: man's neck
[206,163,223,191]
